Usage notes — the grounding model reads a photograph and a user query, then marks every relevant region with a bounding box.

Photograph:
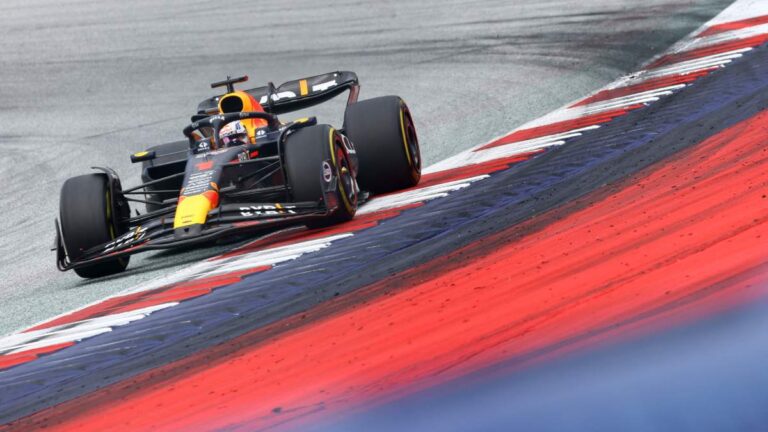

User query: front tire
[284,124,357,227]
[59,173,130,278]
[343,95,421,194]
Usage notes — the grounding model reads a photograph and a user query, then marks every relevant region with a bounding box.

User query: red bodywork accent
[195,161,214,170]
[202,190,219,208]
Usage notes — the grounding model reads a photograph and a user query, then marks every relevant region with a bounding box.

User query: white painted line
[585,85,685,105]
[580,88,684,112]
[0,303,178,355]
[425,126,599,174]
[683,23,768,51]
[205,234,354,275]
[358,176,489,215]
[120,233,354,294]
[640,50,748,78]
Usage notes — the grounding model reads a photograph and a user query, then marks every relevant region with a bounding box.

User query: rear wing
[196,71,360,116]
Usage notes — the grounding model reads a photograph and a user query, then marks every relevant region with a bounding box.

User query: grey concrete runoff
[0,0,731,336]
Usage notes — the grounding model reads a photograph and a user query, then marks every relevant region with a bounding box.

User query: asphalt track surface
[0,0,731,336]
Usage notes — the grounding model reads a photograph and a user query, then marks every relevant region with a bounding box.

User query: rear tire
[343,96,421,194]
[59,173,130,278]
[284,124,357,227]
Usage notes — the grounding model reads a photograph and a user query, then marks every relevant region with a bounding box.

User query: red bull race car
[54,71,421,278]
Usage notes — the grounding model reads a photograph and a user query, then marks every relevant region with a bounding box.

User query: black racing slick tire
[59,173,130,278]
[284,124,357,226]
[343,96,421,194]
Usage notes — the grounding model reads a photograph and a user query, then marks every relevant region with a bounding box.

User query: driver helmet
[219,120,248,147]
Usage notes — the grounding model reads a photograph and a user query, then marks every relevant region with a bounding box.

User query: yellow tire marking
[328,128,354,214]
[399,102,413,167]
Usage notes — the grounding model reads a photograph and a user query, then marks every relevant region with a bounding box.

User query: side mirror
[130,150,156,163]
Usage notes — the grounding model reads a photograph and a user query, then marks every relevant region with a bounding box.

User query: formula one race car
[54,71,421,278]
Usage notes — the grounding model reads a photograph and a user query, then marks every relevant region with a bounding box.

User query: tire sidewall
[59,173,129,277]
[343,95,421,194]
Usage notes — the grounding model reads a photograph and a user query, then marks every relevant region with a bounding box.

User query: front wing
[54,198,339,272]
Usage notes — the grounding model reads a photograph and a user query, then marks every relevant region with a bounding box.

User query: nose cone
[174,223,204,239]
[173,191,219,239]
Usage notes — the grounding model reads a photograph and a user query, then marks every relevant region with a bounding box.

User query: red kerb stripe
[0,342,76,371]
[572,71,711,107]
[698,14,768,37]
[647,33,768,69]
[478,105,644,151]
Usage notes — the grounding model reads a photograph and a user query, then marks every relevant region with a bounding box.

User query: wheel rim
[405,118,420,173]
[401,105,421,176]
[334,137,358,212]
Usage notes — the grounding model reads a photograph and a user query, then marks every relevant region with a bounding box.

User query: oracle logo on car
[239,204,297,217]
[258,91,296,105]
